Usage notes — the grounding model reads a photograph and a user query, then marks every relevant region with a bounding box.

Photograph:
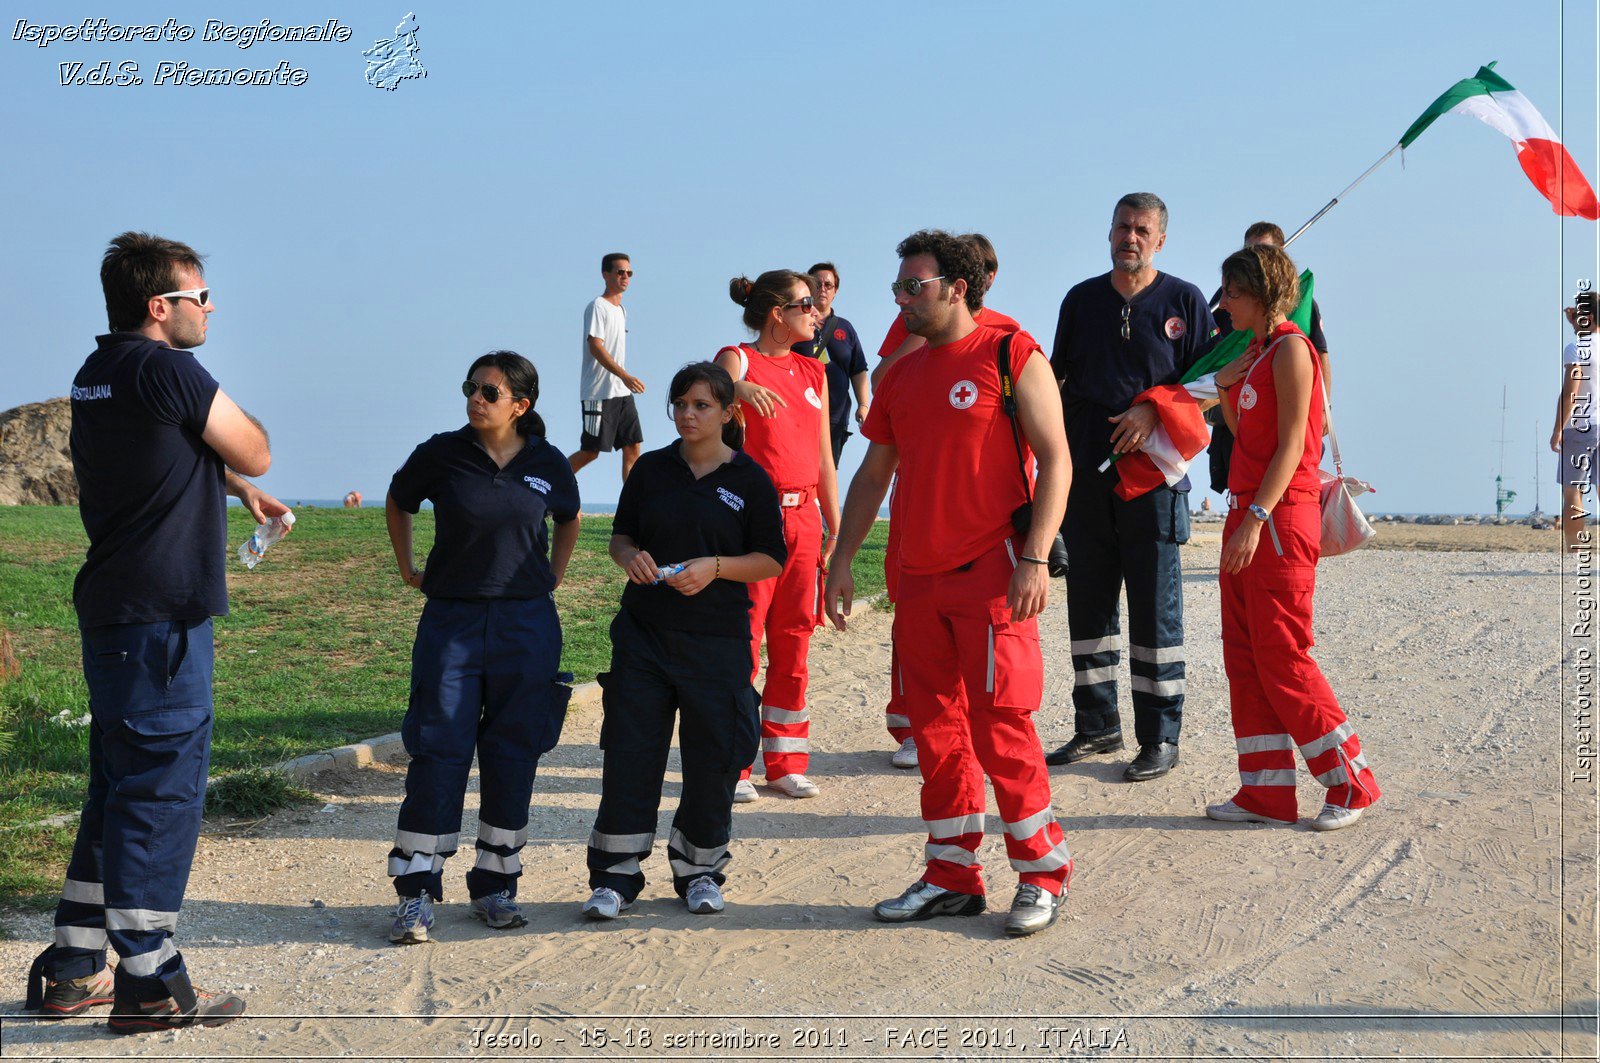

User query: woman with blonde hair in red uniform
[716,270,841,801]
[1208,243,1379,831]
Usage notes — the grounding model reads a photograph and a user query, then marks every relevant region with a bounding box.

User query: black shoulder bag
[997,334,1071,576]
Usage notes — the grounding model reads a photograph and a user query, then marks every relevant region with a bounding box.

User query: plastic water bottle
[237,510,296,569]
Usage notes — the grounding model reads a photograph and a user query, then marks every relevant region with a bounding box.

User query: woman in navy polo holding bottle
[384,350,580,942]
[582,362,785,919]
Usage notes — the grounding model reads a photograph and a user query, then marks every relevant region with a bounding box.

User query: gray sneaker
[733,779,760,803]
[685,875,725,914]
[582,887,632,920]
[1004,883,1063,937]
[389,894,435,945]
[890,737,919,769]
[873,880,985,923]
[470,889,527,929]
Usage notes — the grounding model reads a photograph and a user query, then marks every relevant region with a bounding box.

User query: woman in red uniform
[1208,243,1379,831]
[715,270,841,801]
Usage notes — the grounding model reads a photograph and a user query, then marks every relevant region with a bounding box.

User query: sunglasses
[1120,304,1131,341]
[462,380,520,403]
[611,269,634,277]
[783,295,817,311]
[890,275,944,297]
[158,287,210,306]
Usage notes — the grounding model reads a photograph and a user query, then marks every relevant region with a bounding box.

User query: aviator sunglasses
[157,287,211,306]
[890,275,944,298]
[783,295,817,311]
[462,380,521,403]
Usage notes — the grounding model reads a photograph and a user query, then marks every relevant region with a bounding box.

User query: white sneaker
[684,875,725,914]
[891,737,918,769]
[1309,802,1364,831]
[733,779,759,803]
[767,773,819,799]
[581,887,632,920]
[1205,799,1295,825]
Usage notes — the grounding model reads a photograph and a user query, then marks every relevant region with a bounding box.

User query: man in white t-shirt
[1553,289,1597,552]
[569,252,645,480]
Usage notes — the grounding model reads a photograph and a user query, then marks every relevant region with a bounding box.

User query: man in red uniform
[871,234,1023,770]
[825,230,1073,936]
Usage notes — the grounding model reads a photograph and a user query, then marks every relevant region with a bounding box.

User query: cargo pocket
[106,707,212,804]
[535,672,575,756]
[1157,490,1192,545]
[595,671,614,751]
[988,625,1045,712]
[680,684,759,773]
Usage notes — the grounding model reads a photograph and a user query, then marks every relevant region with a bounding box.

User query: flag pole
[1282,143,1403,248]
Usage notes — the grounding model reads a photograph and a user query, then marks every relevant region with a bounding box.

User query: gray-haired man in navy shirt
[1048,194,1215,782]
[26,232,285,1033]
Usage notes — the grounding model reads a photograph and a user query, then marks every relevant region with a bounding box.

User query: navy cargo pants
[389,597,569,901]
[587,610,760,901]
[29,618,214,1007]
[1063,480,1190,747]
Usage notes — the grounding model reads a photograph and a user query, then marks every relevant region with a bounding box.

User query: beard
[1112,251,1150,274]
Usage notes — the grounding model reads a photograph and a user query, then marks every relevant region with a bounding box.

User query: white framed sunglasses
[157,287,211,306]
[890,275,944,297]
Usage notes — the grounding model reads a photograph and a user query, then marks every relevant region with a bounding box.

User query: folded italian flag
[1401,62,1599,220]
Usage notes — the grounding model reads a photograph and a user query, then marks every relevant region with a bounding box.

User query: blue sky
[3,1,1595,514]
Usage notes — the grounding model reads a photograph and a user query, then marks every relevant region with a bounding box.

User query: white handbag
[1316,373,1376,557]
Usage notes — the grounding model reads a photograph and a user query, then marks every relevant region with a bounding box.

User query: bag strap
[1243,329,1344,476]
[996,333,1032,504]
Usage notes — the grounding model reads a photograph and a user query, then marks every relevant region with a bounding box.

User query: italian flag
[1400,62,1599,220]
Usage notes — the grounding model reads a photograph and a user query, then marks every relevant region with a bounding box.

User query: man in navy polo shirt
[26,232,285,1033]
[793,261,871,468]
[1047,194,1215,782]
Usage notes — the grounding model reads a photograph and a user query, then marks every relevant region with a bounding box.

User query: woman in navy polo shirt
[384,350,581,943]
[582,362,786,919]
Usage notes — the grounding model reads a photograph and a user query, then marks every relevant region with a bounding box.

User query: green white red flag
[1400,62,1599,220]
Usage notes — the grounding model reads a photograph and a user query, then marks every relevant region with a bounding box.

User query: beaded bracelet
[714,555,721,579]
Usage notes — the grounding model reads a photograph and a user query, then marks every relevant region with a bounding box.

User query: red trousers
[883,482,911,742]
[895,538,1071,895]
[745,495,822,781]
[1220,502,1380,821]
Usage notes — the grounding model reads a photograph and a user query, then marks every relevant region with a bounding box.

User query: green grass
[0,504,889,907]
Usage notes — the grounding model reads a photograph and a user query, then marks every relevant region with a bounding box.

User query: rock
[0,397,75,505]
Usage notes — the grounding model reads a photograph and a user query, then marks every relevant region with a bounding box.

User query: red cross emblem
[949,379,978,409]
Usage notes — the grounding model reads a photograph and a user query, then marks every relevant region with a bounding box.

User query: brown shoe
[40,966,115,1018]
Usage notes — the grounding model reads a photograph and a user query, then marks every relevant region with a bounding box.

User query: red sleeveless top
[721,344,826,491]
[1226,322,1323,503]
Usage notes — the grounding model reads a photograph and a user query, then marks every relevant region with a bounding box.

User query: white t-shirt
[1565,339,1594,429]
[580,297,629,401]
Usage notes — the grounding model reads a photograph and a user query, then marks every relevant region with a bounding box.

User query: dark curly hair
[895,229,985,314]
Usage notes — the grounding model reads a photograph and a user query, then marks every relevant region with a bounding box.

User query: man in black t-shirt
[26,233,285,1033]
[1203,221,1332,493]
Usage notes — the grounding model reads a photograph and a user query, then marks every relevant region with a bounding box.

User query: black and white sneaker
[872,880,985,923]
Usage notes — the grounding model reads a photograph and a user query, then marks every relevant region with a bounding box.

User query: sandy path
[2,537,1594,1061]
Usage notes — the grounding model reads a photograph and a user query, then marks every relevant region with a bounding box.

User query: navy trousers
[1063,480,1189,747]
[587,610,759,901]
[34,618,213,1004]
[388,597,569,901]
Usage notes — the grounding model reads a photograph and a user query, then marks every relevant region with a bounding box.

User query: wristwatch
[1247,503,1271,522]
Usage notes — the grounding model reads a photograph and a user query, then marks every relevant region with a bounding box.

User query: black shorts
[579,395,644,453]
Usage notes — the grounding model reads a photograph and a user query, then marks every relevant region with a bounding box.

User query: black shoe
[1123,742,1179,781]
[1043,731,1124,766]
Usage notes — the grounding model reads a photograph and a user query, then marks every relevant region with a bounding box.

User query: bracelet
[714,555,721,579]
[1018,555,1050,565]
